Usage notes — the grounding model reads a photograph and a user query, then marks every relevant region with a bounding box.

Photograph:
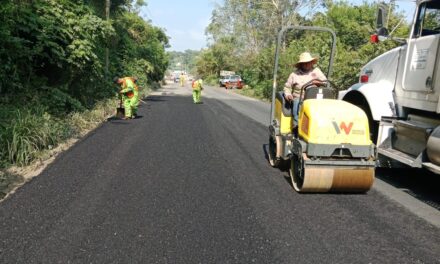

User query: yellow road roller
[268,26,375,193]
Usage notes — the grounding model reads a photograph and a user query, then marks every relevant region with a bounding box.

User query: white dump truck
[338,0,440,175]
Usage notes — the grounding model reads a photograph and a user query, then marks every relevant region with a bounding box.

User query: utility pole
[387,0,395,28]
[105,0,110,76]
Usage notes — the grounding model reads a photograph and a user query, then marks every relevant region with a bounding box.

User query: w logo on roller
[332,121,353,135]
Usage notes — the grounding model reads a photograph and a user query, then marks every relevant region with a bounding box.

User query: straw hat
[295,52,318,67]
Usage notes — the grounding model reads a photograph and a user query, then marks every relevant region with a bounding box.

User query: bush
[39,87,86,116]
[204,75,219,86]
[0,107,72,166]
[0,95,122,169]
[0,0,169,170]
[254,80,273,99]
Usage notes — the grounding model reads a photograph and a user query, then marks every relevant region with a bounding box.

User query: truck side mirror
[376,3,389,35]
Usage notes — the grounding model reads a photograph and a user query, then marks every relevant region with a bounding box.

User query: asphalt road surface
[0,82,439,263]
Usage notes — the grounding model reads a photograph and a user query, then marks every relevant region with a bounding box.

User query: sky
[142,0,417,52]
[141,0,218,52]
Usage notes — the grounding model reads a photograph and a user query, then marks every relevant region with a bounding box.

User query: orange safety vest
[192,79,202,90]
[120,77,138,98]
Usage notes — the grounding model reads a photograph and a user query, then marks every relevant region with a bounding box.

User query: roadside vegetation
[197,0,410,98]
[0,0,169,173]
[0,0,410,197]
[168,50,200,76]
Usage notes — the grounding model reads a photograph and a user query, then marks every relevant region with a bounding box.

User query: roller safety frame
[268,25,376,193]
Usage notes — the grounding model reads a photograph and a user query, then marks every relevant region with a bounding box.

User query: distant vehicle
[219,75,230,87]
[220,70,235,76]
[174,76,180,83]
[224,75,243,89]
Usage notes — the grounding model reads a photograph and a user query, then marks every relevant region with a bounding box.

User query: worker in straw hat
[283,52,327,123]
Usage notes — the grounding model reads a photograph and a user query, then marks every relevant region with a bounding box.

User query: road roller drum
[290,160,375,193]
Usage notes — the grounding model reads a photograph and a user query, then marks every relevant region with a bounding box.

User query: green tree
[168,50,200,75]
[199,0,410,97]
[0,0,170,167]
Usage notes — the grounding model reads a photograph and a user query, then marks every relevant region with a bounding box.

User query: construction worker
[284,52,327,123]
[179,73,185,87]
[114,76,139,119]
[131,77,140,117]
[192,77,203,104]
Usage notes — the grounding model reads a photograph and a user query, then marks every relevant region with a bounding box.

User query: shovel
[116,96,125,119]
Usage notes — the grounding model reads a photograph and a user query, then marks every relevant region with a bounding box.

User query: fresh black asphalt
[0,91,439,263]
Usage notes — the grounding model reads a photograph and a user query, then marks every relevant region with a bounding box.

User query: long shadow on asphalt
[106,117,132,123]
[107,115,144,121]
[145,96,167,102]
[376,167,440,210]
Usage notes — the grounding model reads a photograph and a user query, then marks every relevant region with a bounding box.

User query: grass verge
[0,83,158,200]
[234,85,270,102]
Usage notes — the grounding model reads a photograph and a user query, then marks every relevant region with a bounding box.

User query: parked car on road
[224,75,243,89]
[219,75,230,87]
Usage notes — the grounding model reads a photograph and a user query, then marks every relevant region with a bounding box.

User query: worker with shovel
[114,76,139,119]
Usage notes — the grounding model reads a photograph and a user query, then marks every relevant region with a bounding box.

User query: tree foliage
[0,0,169,115]
[199,0,409,98]
[112,12,169,86]
[168,50,200,75]
[0,0,169,167]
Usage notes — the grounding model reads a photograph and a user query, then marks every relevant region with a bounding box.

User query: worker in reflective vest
[179,73,185,87]
[114,77,139,119]
[192,77,203,104]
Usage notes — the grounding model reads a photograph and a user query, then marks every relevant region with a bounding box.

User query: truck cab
[338,0,440,174]
[396,0,440,113]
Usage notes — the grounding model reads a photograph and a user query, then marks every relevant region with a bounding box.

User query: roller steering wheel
[300,78,328,91]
